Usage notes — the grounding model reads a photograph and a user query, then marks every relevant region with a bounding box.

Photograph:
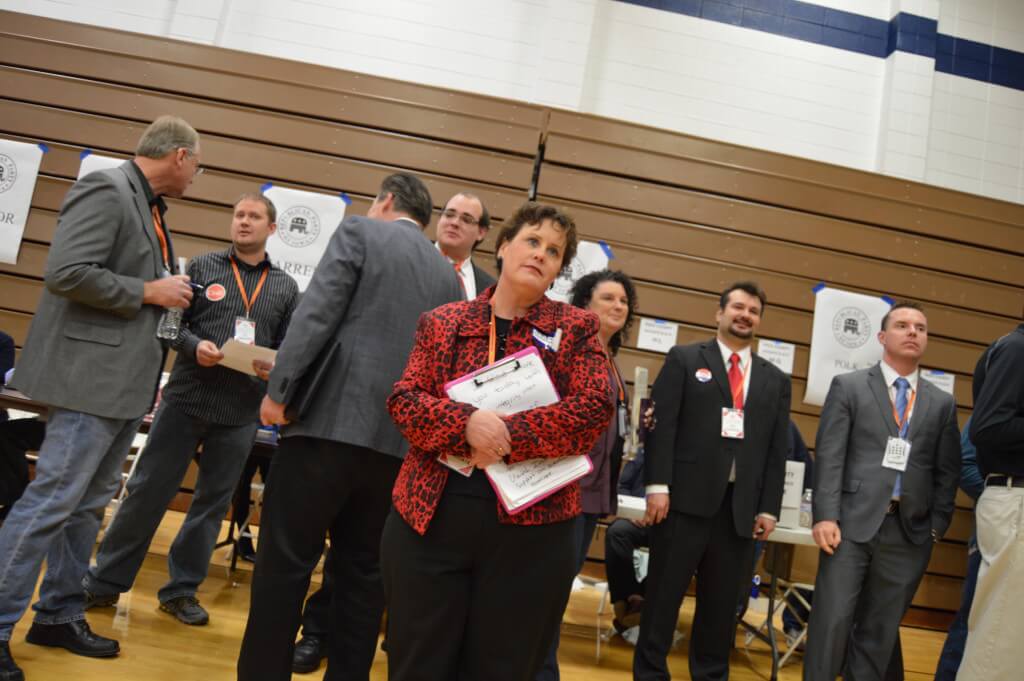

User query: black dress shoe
[236,535,257,563]
[0,642,24,681]
[292,634,326,674]
[25,620,119,658]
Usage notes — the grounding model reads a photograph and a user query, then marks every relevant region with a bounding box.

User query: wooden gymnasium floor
[7,510,946,680]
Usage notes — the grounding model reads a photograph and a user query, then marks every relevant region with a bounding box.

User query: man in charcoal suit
[804,302,960,681]
[237,172,462,681]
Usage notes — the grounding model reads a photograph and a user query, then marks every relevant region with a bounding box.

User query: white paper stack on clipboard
[441,346,592,514]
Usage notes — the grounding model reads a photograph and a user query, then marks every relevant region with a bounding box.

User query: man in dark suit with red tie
[634,281,791,681]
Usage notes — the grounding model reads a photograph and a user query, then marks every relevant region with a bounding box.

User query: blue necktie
[892,377,910,499]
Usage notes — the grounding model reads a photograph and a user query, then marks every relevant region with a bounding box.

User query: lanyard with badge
[882,390,915,472]
[230,256,268,346]
[606,350,628,437]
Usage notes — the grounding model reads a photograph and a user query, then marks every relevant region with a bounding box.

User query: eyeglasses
[181,148,205,177]
[441,209,479,227]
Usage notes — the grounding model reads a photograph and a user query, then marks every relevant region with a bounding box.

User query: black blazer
[645,338,792,536]
[471,260,496,295]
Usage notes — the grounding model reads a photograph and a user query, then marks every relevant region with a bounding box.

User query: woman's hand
[465,409,511,461]
[468,446,504,470]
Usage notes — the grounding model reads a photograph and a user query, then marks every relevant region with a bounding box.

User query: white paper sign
[0,139,44,264]
[636,318,679,353]
[263,185,347,292]
[804,287,891,406]
[779,460,806,528]
[758,339,796,375]
[0,139,45,264]
[546,240,611,303]
[921,368,955,396]
[77,151,124,179]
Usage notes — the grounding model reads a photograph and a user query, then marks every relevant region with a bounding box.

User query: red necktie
[728,353,744,410]
[452,261,467,296]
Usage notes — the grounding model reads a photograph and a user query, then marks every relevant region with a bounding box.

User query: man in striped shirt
[82,193,299,627]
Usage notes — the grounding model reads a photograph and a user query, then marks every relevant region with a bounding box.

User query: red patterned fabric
[388,287,613,535]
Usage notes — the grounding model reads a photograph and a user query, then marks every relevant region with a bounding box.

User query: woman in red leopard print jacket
[381,202,612,681]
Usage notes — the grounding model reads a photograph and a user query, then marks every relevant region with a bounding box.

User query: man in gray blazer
[237,172,462,681]
[0,115,199,680]
[804,302,961,681]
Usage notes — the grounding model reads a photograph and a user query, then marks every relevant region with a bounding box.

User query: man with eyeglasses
[0,115,199,680]
[434,192,495,300]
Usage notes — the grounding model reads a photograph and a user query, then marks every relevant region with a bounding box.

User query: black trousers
[237,436,400,681]
[634,486,754,681]
[300,546,335,637]
[232,450,271,532]
[0,418,46,521]
[605,517,650,603]
[381,493,576,681]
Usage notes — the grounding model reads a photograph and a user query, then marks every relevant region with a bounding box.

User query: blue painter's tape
[598,240,614,260]
[881,295,895,305]
[340,192,352,205]
[37,143,49,154]
[260,182,273,193]
[812,282,826,293]
[80,149,93,160]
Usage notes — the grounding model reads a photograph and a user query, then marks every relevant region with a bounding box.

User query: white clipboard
[440,346,592,513]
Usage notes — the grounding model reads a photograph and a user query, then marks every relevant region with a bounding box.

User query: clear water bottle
[799,488,813,528]
[156,257,187,341]
[156,306,184,340]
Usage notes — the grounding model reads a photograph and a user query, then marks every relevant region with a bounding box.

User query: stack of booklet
[440,347,592,514]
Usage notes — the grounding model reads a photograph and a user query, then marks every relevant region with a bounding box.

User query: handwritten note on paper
[485,455,592,513]
[445,349,559,415]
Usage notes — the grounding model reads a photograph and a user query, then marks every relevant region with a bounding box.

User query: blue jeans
[934,536,981,681]
[0,408,143,640]
[85,399,259,603]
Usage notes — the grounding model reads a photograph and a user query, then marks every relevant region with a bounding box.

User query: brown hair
[494,201,578,275]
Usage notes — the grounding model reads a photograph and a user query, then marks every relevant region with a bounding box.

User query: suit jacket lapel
[700,342,732,405]
[905,380,931,441]
[746,355,769,408]
[121,165,164,276]
[867,365,899,438]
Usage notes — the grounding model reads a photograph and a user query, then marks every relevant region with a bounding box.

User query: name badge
[234,316,256,346]
[532,327,562,352]
[882,437,911,472]
[617,403,628,437]
[721,408,745,439]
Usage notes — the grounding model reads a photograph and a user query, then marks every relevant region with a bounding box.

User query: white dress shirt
[435,242,477,300]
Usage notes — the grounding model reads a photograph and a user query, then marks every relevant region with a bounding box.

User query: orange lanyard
[892,388,916,433]
[151,205,170,271]
[606,350,625,403]
[488,308,498,365]
[230,256,269,318]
